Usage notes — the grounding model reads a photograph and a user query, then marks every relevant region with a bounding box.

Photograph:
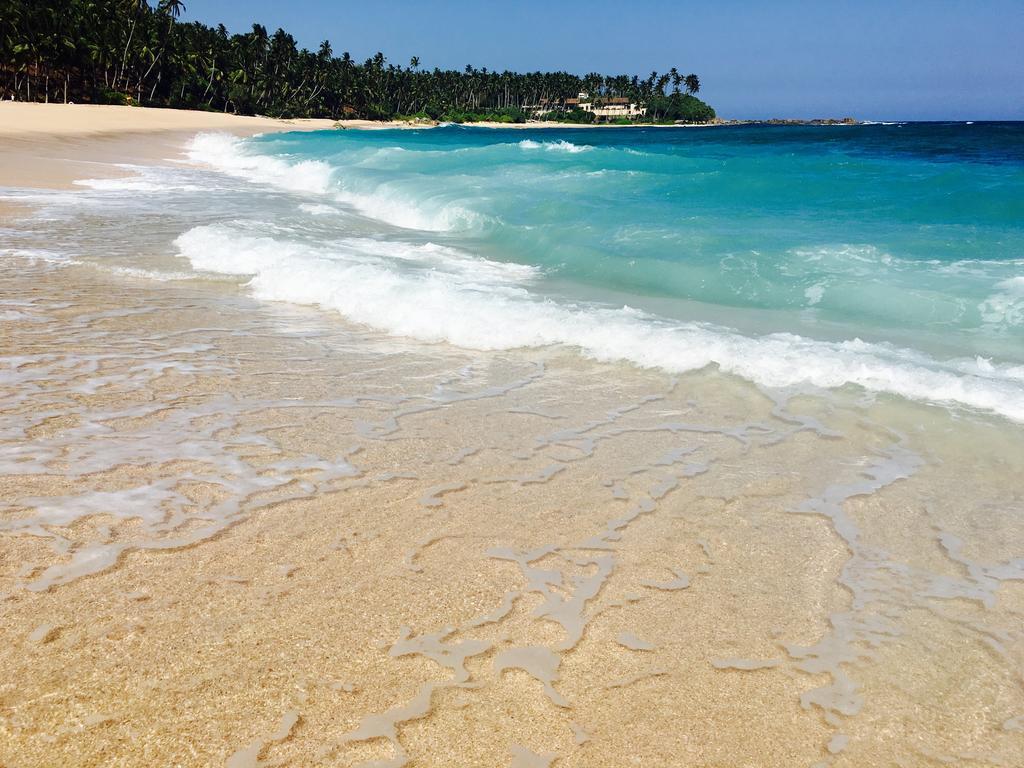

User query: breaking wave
[174,221,1024,422]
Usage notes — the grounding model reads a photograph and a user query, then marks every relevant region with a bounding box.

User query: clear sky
[184,0,1023,120]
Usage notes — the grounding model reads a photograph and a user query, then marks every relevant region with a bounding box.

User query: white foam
[979,276,1024,329]
[298,202,339,216]
[175,223,1024,423]
[176,225,536,288]
[103,265,215,282]
[804,283,826,306]
[518,139,592,154]
[789,244,894,268]
[1,247,76,265]
[74,169,204,193]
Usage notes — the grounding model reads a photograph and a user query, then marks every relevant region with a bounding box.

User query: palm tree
[116,0,148,92]
[160,0,186,20]
[141,1,187,102]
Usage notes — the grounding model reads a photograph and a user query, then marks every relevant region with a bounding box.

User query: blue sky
[185,1,1023,120]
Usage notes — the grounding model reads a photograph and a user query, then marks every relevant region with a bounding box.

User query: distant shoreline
[359,116,860,129]
[0,103,864,150]
[0,102,871,190]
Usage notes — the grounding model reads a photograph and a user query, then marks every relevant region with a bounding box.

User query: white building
[527,92,646,120]
[581,96,646,119]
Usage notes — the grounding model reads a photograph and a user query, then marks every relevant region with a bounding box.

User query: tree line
[0,1,715,123]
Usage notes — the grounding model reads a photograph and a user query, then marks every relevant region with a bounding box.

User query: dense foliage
[645,93,717,124]
[0,0,715,123]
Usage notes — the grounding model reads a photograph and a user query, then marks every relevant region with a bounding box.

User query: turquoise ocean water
[54,122,1024,420]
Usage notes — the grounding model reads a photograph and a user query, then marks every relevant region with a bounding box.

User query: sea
[2,122,1023,766]
[75,122,1024,421]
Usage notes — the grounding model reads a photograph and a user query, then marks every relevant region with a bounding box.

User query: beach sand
[1,104,1023,768]
[0,103,365,188]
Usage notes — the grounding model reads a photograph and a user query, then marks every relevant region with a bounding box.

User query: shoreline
[0,102,722,189]
[0,102,697,188]
[0,102,713,141]
[2,103,1022,768]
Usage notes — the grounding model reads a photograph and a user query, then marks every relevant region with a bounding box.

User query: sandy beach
[1,104,1023,768]
[0,103,363,188]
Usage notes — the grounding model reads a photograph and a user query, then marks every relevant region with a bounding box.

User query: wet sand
[1,116,1023,768]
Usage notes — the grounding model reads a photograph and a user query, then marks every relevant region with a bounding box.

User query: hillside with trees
[0,1,715,124]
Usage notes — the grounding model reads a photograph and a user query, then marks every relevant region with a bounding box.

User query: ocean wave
[174,223,1024,422]
[188,133,334,194]
[333,186,484,232]
[175,224,537,288]
[188,133,483,232]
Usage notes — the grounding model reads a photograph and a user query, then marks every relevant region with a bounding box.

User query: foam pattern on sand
[1,255,1023,767]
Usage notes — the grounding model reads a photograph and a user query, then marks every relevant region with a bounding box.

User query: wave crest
[174,223,1024,422]
[187,133,484,232]
[518,139,592,153]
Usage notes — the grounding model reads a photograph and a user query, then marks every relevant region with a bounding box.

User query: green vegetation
[436,107,528,124]
[549,108,596,125]
[0,1,715,123]
[643,93,717,124]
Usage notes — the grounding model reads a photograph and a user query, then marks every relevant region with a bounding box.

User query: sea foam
[979,276,1024,329]
[187,133,334,194]
[518,139,592,153]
